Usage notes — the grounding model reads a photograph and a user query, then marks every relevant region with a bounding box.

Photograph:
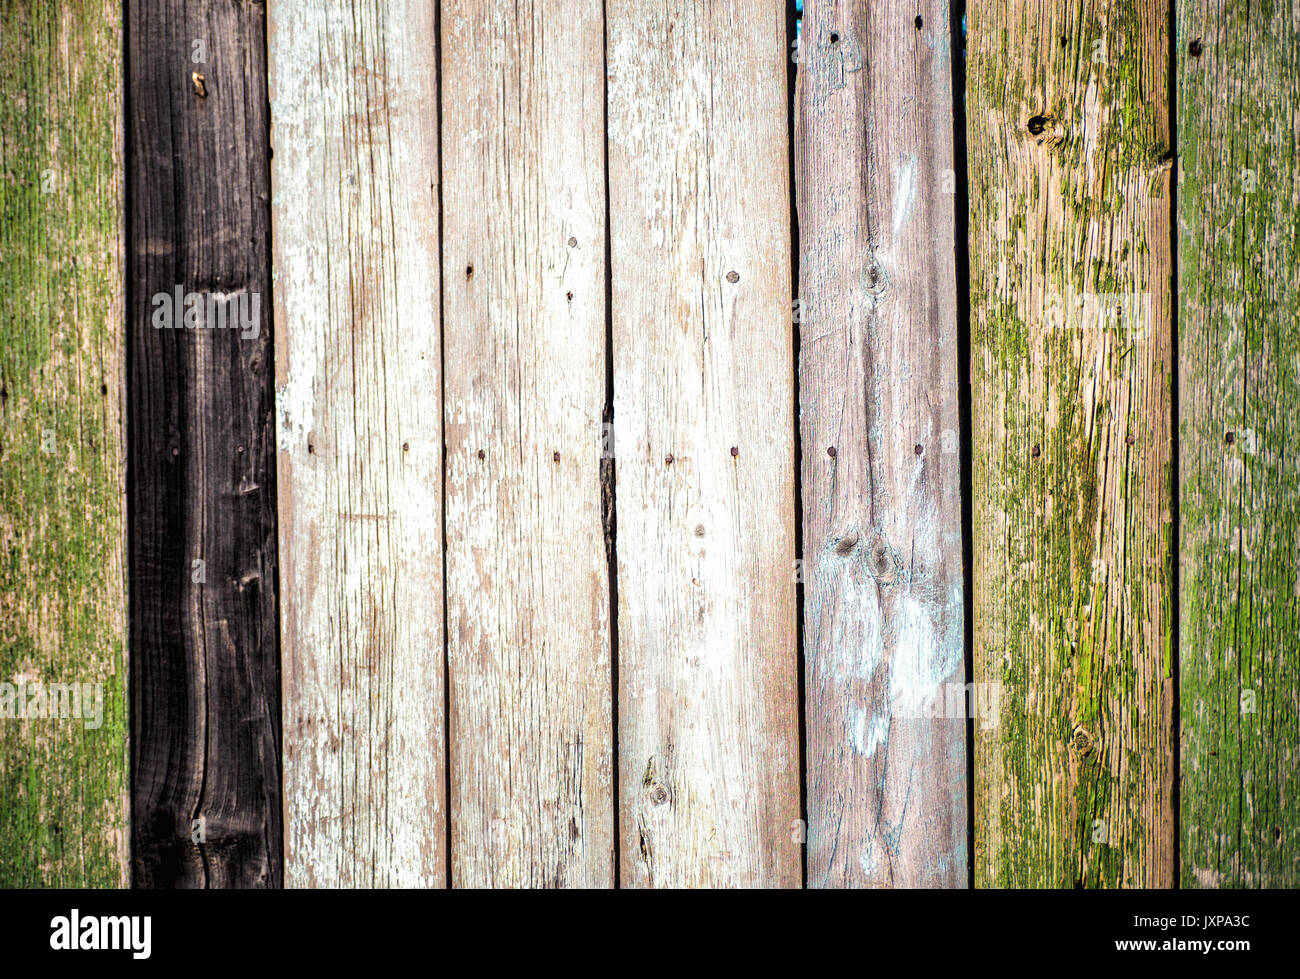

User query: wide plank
[270,0,446,888]
[608,0,802,888]
[127,0,281,887]
[441,1,614,888]
[0,0,128,887]
[968,0,1175,887]
[1177,0,1300,888]
[795,0,967,888]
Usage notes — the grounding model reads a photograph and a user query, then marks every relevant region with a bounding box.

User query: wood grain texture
[128,0,281,888]
[0,0,127,887]
[608,0,801,888]
[441,1,613,888]
[795,0,966,888]
[969,0,1175,887]
[1177,0,1300,888]
[270,0,446,888]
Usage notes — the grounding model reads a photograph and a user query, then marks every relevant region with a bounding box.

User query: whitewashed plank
[608,0,802,888]
[441,0,614,888]
[270,0,446,887]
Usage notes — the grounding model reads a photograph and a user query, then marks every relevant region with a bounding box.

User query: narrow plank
[1178,2,1300,888]
[128,0,282,888]
[608,0,801,888]
[441,2,614,887]
[795,0,966,888]
[0,0,128,887]
[969,0,1176,887]
[270,1,446,887]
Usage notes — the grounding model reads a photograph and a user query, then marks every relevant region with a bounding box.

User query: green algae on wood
[0,0,128,887]
[1177,1,1300,888]
[969,0,1175,887]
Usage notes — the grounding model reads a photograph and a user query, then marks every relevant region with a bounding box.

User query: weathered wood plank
[127,0,282,888]
[270,1,446,888]
[795,0,966,888]
[0,0,128,887]
[1177,1,1300,888]
[608,0,801,888]
[969,0,1176,887]
[441,2,614,887]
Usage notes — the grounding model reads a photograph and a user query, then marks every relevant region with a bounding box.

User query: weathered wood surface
[128,0,282,888]
[270,1,446,887]
[795,0,966,888]
[1177,1,1300,888]
[969,0,1175,887]
[0,0,128,887]
[608,0,802,888]
[441,2,614,887]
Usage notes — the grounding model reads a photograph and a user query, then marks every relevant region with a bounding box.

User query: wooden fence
[0,0,1296,889]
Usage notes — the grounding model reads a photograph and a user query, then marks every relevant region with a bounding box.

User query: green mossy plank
[1177,1,1300,888]
[969,0,1175,887]
[0,0,128,887]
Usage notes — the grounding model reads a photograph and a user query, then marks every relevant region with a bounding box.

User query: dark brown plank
[127,0,281,888]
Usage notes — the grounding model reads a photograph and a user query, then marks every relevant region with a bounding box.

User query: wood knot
[1070,725,1094,757]
[649,785,670,807]
[833,532,858,555]
[860,263,888,298]
[864,535,900,583]
[191,72,207,98]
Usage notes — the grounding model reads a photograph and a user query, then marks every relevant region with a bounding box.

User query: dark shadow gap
[122,0,137,887]
[434,0,453,890]
[949,0,976,891]
[258,0,286,892]
[602,0,622,891]
[787,0,808,891]
[1168,0,1181,890]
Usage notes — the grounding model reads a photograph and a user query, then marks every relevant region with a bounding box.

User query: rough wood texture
[0,0,128,887]
[127,0,282,888]
[969,0,1175,888]
[608,0,801,888]
[1177,1,1300,888]
[441,1,614,888]
[795,0,966,888]
[270,1,446,888]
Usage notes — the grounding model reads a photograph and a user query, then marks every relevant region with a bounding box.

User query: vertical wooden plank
[1178,2,1300,887]
[0,0,127,887]
[128,0,282,888]
[441,3,613,887]
[270,1,446,887]
[795,0,966,887]
[608,0,801,888]
[969,1,1175,887]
